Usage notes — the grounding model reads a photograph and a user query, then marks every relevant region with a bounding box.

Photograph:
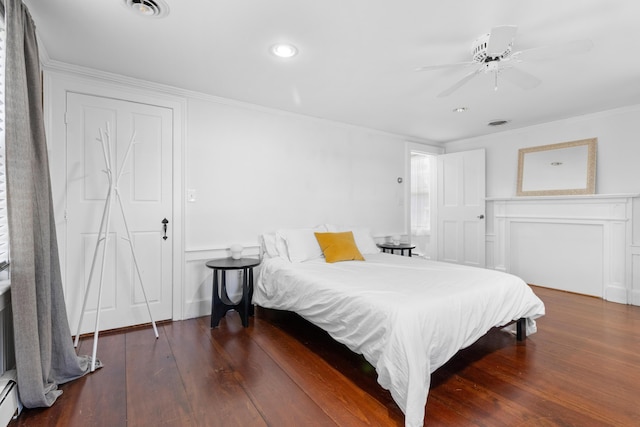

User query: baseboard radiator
[0,286,18,426]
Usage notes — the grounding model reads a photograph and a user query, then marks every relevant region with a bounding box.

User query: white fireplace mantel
[486,193,639,305]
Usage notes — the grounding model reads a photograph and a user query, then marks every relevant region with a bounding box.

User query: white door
[437,149,486,267]
[65,93,173,334]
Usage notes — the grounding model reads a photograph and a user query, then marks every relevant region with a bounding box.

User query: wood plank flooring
[10,286,640,426]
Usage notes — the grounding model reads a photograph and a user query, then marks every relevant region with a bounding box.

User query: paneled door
[437,149,486,267]
[65,93,173,334]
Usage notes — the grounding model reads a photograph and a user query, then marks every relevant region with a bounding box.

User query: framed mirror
[517,138,597,196]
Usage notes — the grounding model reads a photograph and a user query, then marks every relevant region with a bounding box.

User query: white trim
[405,142,443,260]
[630,244,640,305]
[487,193,640,202]
[406,141,444,155]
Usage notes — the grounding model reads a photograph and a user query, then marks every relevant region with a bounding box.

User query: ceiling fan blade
[437,68,482,98]
[486,25,518,57]
[499,66,541,90]
[513,39,594,62]
[415,61,475,72]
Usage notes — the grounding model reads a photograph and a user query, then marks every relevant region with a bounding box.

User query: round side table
[205,257,260,328]
[377,243,416,257]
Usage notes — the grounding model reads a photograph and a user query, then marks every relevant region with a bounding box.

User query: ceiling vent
[124,0,169,18]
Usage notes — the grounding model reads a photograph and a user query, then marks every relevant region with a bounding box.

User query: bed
[253,227,545,427]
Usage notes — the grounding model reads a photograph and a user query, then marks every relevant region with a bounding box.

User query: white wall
[445,105,640,304]
[185,96,414,251]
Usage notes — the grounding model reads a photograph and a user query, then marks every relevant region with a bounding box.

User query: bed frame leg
[516,318,526,341]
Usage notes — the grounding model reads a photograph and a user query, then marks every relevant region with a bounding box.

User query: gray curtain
[2,0,98,408]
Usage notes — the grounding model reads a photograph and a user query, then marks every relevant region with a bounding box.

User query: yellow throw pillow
[314,231,365,263]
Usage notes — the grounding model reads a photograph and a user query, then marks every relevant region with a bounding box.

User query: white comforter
[254,253,545,427]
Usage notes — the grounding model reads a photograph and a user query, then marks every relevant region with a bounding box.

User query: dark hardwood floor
[10,286,640,426]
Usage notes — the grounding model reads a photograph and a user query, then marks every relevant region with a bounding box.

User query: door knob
[477,214,485,219]
[162,218,169,240]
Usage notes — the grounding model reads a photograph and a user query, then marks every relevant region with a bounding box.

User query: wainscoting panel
[510,221,603,296]
[489,194,637,304]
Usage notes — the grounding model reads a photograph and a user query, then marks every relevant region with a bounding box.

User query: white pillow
[275,233,290,260]
[260,234,279,258]
[325,225,380,254]
[276,226,327,262]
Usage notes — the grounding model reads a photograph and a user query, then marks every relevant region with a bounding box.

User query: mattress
[254,252,545,427]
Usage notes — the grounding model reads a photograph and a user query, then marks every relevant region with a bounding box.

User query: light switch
[187,189,197,202]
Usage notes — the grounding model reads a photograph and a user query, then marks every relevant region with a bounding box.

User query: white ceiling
[23,0,640,143]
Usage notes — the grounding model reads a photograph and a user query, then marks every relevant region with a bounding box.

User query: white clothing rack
[73,123,158,372]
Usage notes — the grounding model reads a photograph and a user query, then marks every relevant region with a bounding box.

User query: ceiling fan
[416,25,593,98]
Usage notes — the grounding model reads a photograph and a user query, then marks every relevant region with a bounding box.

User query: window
[0,18,8,280]
[410,152,434,256]
[410,152,432,234]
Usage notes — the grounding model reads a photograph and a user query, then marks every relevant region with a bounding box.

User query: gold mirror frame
[517,138,597,196]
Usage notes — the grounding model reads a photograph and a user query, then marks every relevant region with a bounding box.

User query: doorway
[408,147,486,265]
[436,149,486,267]
[64,92,174,333]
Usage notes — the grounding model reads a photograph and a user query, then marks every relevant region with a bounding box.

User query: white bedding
[254,252,545,427]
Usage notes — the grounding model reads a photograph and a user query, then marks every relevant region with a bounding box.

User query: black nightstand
[377,243,416,257]
[205,257,260,328]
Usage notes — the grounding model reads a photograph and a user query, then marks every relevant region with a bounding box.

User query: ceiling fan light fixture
[124,0,169,18]
[271,43,298,58]
[488,119,510,127]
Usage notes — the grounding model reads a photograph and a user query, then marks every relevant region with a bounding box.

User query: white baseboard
[605,285,629,304]
[0,371,19,427]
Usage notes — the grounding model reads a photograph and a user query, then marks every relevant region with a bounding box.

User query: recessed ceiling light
[488,119,510,127]
[271,44,298,58]
[453,107,468,113]
[123,0,169,18]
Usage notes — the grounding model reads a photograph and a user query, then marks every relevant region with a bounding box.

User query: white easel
[74,123,159,372]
